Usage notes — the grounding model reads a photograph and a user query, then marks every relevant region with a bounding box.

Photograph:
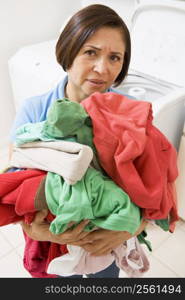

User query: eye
[84,49,96,56]
[110,55,121,62]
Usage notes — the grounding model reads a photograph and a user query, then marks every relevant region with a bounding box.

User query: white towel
[11,140,93,185]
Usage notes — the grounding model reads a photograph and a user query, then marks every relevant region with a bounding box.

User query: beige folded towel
[11,140,93,185]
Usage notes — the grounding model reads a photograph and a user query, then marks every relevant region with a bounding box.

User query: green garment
[15,98,96,153]
[137,230,152,251]
[155,218,169,231]
[15,121,60,146]
[45,168,142,235]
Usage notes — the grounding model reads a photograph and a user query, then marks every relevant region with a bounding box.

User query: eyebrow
[84,44,124,57]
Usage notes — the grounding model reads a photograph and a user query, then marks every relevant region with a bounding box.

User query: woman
[9,4,148,278]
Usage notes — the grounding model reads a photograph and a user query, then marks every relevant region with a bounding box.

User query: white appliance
[115,0,185,151]
[8,40,66,111]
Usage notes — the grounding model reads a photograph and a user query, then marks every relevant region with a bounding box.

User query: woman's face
[66,26,126,103]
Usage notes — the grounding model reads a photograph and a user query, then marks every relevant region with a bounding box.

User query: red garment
[0,169,45,225]
[23,232,57,278]
[0,204,22,226]
[0,169,68,277]
[81,92,179,230]
[23,213,68,278]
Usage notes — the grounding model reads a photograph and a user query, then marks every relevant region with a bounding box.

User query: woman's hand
[20,209,90,245]
[20,210,148,256]
[78,229,132,256]
[78,219,148,256]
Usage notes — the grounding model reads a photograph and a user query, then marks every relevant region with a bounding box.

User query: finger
[69,240,92,247]
[81,230,100,243]
[82,239,112,255]
[90,245,113,256]
[91,248,113,256]
[77,229,92,239]
[63,227,90,243]
[81,229,105,242]
[82,242,99,253]
[20,221,32,235]
[55,220,90,243]
[72,219,90,235]
[34,209,48,223]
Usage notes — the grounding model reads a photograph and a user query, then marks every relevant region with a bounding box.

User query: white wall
[81,0,137,29]
[0,0,81,152]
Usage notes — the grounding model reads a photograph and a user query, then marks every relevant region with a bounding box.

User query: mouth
[87,79,106,86]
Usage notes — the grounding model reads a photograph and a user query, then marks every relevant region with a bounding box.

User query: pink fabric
[114,239,150,277]
[75,251,114,275]
[75,238,149,277]
[23,231,57,278]
[47,238,150,277]
[81,92,179,229]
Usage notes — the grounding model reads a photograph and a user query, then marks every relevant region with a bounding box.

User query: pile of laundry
[0,92,179,277]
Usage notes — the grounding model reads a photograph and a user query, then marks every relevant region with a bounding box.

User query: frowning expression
[66,26,126,102]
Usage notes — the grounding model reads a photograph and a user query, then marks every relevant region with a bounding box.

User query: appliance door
[152,89,185,150]
[117,69,180,102]
[176,130,185,220]
[130,0,185,87]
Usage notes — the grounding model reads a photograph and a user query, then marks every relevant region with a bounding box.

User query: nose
[93,57,109,74]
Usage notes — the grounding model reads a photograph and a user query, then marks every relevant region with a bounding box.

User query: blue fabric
[10,76,134,141]
[86,261,120,278]
[10,76,68,141]
[59,261,120,278]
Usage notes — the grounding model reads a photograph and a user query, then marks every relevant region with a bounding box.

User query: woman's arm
[20,209,90,245]
[77,219,148,256]
[21,208,148,256]
[20,207,148,254]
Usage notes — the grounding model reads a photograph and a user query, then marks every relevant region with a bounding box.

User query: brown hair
[56,4,131,87]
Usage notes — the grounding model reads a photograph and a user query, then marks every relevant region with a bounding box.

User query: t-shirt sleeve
[9,97,37,142]
[9,78,65,143]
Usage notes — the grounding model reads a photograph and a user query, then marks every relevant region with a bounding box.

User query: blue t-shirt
[10,75,133,141]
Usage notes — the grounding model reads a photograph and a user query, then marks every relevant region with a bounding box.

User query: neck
[65,82,85,103]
